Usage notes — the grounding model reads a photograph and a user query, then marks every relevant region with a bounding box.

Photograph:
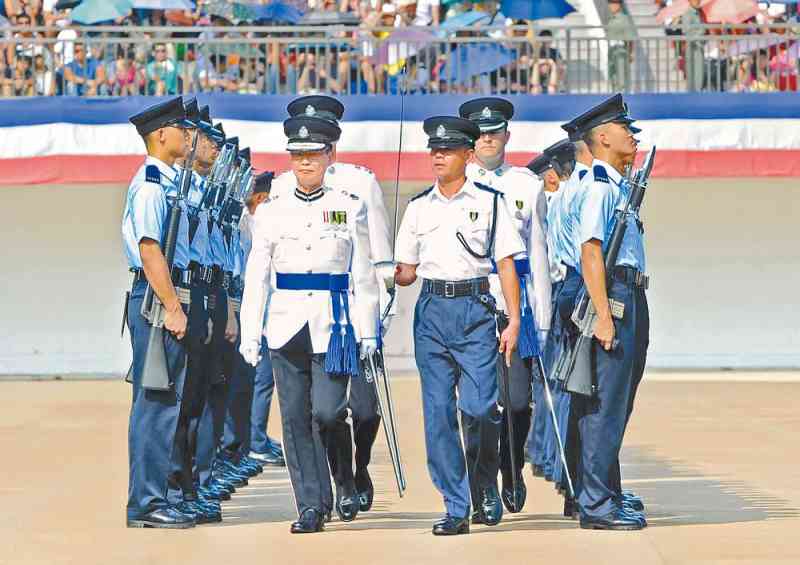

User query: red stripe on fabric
[3,151,800,184]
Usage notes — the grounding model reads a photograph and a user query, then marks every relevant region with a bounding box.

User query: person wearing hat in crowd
[239,115,380,534]
[272,95,393,517]
[123,96,196,529]
[394,115,524,535]
[458,97,551,517]
[243,172,287,468]
[162,98,225,524]
[559,93,649,530]
[606,0,636,92]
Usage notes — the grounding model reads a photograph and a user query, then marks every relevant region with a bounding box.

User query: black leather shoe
[355,468,374,512]
[501,480,527,513]
[432,514,470,536]
[335,493,359,522]
[530,464,545,477]
[290,508,325,534]
[249,450,286,467]
[580,509,644,531]
[211,479,236,495]
[127,507,195,529]
[479,486,503,526]
[470,510,484,525]
[622,492,645,512]
[621,508,647,528]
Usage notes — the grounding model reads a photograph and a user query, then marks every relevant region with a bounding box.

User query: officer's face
[159,125,189,158]
[601,122,637,161]
[430,146,472,181]
[474,130,510,162]
[290,149,332,189]
[196,133,220,167]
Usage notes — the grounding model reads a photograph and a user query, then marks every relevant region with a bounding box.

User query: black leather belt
[421,277,490,298]
[130,267,190,288]
[189,261,214,285]
[613,265,649,289]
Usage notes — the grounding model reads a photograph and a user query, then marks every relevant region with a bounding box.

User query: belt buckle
[444,281,455,298]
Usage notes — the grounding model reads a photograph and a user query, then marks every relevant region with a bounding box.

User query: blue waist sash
[275,273,358,378]
[490,258,539,359]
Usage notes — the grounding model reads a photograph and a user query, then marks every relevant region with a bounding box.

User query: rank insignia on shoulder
[324,210,347,226]
[145,165,161,185]
[515,199,524,210]
[592,164,609,183]
[349,194,359,200]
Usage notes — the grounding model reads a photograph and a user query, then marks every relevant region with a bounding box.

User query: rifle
[139,130,200,391]
[552,146,656,396]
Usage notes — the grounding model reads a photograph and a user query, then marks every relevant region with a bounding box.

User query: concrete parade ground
[2,372,800,565]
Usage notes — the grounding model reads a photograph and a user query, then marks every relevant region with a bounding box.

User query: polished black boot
[432,514,470,536]
[479,486,503,526]
[290,508,325,534]
[335,491,359,522]
[355,467,374,512]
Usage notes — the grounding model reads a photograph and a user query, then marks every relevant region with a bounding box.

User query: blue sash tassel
[492,259,539,359]
[275,273,360,378]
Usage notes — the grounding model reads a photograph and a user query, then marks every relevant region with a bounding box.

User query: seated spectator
[198,54,239,93]
[107,47,139,96]
[146,42,178,95]
[731,55,753,93]
[531,30,561,94]
[750,49,776,92]
[3,54,33,96]
[32,52,53,95]
[63,42,105,96]
[412,0,441,26]
[769,42,797,91]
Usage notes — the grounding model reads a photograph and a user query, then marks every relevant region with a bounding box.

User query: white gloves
[360,338,378,359]
[240,340,261,367]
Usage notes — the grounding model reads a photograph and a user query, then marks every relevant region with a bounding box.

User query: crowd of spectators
[0,0,572,96]
[658,0,799,92]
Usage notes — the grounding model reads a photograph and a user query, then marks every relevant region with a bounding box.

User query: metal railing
[0,24,797,97]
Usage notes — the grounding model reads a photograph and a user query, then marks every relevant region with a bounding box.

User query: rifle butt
[564,336,595,397]
[141,325,171,391]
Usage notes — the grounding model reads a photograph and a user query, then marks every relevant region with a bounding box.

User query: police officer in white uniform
[271,95,393,513]
[239,115,380,534]
[395,116,524,535]
[459,98,551,516]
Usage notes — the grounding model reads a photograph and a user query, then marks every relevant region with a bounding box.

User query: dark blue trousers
[249,336,277,455]
[222,311,255,459]
[414,291,501,518]
[127,282,187,518]
[195,285,228,487]
[575,280,649,518]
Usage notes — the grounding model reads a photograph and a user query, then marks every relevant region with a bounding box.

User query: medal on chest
[324,210,348,230]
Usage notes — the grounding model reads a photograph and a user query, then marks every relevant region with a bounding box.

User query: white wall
[1,178,798,375]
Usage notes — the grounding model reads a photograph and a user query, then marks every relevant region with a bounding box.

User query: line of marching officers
[122,92,650,535]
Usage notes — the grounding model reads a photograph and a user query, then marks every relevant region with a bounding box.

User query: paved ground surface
[2,373,800,565]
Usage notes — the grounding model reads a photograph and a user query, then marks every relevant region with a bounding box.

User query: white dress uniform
[239,185,379,354]
[465,161,552,331]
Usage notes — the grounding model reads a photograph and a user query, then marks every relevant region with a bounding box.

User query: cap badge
[436,124,447,138]
[481,106,492,118]
[305,105,316,116]
[299,126,309,138]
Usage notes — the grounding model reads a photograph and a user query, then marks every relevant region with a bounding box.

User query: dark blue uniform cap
[226,136,239,152]
[238,147,251,164]
[545,139,576,166]
[424,116,480,149]
[200,105,211,124]
[286,95,345,124]
[253,171,274,194]
[527,153,553,176]
[284,115,342,152]
[184,97,201,126]
[129,96,193,137]
[458,97,514,133]
[561,93,636,139]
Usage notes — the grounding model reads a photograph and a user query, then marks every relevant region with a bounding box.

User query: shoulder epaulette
[339,189,360,200]
[410,186,434,202]
[474,181,504,197]
[592,165,609,184]
[145,165,161,185]
[578,169,588,181]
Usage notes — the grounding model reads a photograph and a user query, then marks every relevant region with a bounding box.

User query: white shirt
[413,0,440,26]
[239,184,380,354]
[396,178,524,281]
[466,162,551,329]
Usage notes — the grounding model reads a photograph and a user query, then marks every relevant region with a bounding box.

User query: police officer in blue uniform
[239,116,380,533]
[123,97,196,529]
[395,116,525,535]
[560,94,649,530]
[163,98,225,523]
[243,172,286,467]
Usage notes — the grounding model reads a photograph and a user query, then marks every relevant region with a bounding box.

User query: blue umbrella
[71,0,133,24]
[501,0,575,20]
[133,0,195,9]
[440,43,514,84]
[253,1,303,24]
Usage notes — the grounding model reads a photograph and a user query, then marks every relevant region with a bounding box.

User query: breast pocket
[416,218,441,258]
[460,208,492,256]
[274,230,301,263]
[319,227,352,267]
